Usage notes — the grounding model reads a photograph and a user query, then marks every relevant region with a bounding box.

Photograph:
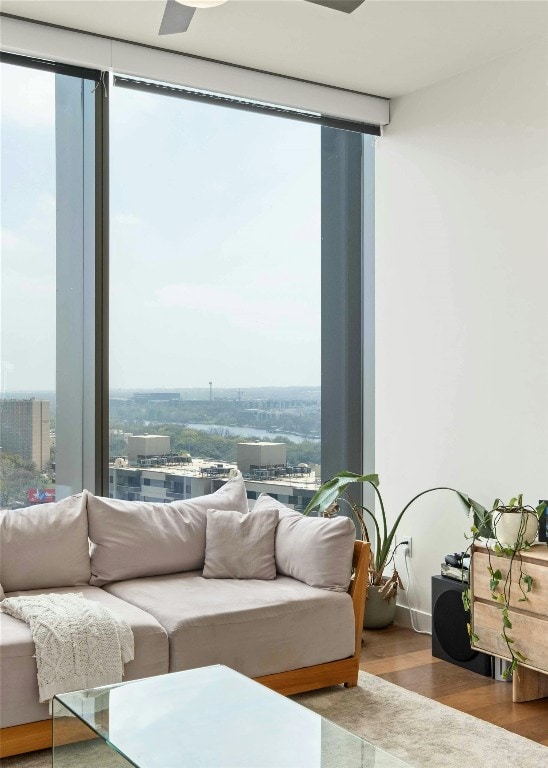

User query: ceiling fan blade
[159,0,196,35]
[304,0,366,13]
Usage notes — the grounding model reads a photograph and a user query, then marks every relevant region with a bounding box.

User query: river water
[186,423,320,444]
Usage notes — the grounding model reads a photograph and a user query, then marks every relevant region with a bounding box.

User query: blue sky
[1,63,321,391]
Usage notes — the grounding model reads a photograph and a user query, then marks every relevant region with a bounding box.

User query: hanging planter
[492,499,539,549]
[463,495,547,679]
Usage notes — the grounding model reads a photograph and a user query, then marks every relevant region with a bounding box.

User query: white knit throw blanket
[1,593,134,703]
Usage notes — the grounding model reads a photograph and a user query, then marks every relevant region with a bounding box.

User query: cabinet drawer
[472,601,548,674]
[472,551,548,618]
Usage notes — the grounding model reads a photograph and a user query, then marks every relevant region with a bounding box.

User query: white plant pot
[494,510,538,549]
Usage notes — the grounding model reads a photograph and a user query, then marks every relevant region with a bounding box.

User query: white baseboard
[394,604,432,634]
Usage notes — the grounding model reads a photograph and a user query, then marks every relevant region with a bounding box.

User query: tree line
[110,423,321,467]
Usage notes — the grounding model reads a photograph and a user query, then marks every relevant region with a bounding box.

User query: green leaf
[489,569,502,591]
[495,593,506,604]
[457,494,479,515]
[496,546,514,557]
[303,472,379,515]
[502,615,512,629]
[503,659,519,679]
[514,651,527,662]
[334,471,380,486]
[456,492,488,519]
[522,574,534,592]
[302,477,339,515]
[471,633,479,644]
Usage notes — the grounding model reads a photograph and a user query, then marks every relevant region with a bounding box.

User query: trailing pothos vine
[462,495,547,679]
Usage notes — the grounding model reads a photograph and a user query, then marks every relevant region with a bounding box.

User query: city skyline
[1,384,321,398]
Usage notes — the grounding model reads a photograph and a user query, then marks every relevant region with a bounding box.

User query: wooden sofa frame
[0,540,370,758]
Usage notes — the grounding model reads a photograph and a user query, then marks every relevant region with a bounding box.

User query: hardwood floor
[360,624,548,746]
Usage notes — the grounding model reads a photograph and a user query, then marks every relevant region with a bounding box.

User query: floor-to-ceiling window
[109,78,374,509]
[0,53,374,513]
[0,63,56,509]
[0,57,100,508]
[108,81,322,509]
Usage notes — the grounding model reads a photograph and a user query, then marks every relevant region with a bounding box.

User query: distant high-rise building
[0,399,51,470]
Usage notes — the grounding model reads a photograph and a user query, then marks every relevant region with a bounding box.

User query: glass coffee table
[52,665,409,767]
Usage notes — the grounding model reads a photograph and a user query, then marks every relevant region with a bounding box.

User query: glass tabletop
[53,665,410,768]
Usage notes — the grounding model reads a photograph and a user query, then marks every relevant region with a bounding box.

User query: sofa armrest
[349,540,370,656]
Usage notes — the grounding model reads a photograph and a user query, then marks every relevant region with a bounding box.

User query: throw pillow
[0,492,91,592]
[203,508,279,580]
[88,472,249,585]
[252,494,355,592]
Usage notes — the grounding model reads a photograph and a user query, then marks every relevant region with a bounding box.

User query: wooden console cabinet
[471,543,548,702]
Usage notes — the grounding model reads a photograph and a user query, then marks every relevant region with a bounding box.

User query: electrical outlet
[399,536,412,558]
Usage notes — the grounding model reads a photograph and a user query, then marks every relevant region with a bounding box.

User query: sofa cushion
[253,494,355,592]
[88,472,249,585]
[0,585,169,729]
[0,493,91,593]
[104,571,355,679]
[203,508,279,580]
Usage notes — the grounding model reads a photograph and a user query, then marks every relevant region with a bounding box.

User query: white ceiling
[1,0,547,98]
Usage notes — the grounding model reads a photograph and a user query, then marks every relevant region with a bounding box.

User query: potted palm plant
[304,471,481,629]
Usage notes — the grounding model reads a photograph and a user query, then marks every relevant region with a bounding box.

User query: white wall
[375,38,548,629]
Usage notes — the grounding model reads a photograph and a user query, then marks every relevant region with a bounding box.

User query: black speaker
[431,575,492,676]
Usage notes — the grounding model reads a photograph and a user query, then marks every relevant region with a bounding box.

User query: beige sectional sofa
[0,474,369,757]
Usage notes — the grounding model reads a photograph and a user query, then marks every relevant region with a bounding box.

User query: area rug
[2,672,546,767]
[294,671,548,768]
